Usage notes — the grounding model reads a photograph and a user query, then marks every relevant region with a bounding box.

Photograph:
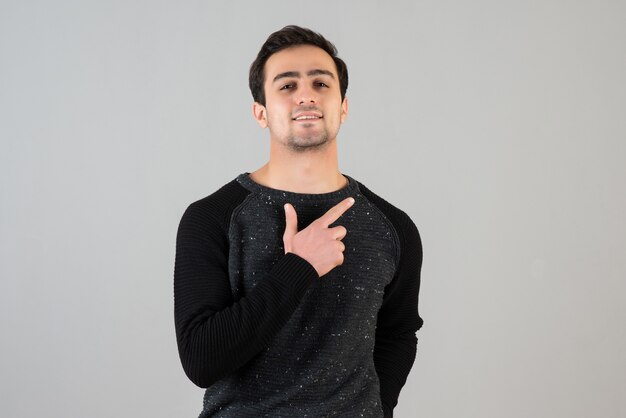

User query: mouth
[292,113,323,121]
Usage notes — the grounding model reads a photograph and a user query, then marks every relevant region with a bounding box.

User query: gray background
[1,1,624,417]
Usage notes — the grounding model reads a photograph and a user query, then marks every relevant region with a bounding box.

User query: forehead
[264,44,337,81]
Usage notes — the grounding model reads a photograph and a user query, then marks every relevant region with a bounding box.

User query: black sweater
[174,172,423,417]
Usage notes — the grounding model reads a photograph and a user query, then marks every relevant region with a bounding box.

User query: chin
[287,135,329,151]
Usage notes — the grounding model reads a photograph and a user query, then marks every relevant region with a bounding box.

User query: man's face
[253,44,348,151]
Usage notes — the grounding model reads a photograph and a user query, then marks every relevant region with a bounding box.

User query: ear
[252,102,268,128]
[340,96,348,123]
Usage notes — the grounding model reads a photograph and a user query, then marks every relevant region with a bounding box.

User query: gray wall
[1,1,624,417]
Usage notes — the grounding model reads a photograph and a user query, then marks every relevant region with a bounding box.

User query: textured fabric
[174,172,423,417]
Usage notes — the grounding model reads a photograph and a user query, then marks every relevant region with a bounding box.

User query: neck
[250,137,347,194]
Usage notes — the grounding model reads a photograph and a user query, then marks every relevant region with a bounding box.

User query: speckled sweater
[174,172,423,418]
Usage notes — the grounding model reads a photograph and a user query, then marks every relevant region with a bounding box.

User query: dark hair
[249,25,349,106]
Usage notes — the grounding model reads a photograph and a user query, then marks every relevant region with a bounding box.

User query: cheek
[265,109,288,129]
[266,100,289,117]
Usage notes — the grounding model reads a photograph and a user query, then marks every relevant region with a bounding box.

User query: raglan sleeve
[173,201,319,388]
[373,211,424,418]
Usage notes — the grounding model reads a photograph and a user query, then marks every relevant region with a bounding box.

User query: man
[174,25,423,417]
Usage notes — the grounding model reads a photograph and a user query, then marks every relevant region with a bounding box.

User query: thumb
[283,203,298,239]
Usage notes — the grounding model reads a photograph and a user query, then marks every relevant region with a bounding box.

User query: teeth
[295,115,320,120]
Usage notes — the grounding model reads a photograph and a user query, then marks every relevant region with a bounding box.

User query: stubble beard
[287,128,329,152]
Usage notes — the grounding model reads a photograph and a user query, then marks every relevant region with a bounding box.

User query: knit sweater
[174,172,423,418]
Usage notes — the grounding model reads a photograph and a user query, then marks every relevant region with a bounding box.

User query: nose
[297,85,317,105]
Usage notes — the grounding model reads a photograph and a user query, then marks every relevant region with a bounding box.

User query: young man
[174,25,423,418]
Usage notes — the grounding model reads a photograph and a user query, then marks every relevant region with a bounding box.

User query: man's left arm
[373,212,424,418]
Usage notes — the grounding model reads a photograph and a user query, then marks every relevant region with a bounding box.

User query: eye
[315,82,329,88]
[280,83,295,90]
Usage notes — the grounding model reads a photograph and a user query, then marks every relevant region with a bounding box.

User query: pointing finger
[318,197,355,228]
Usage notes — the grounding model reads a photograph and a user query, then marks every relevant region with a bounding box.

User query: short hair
[249,25,349,106]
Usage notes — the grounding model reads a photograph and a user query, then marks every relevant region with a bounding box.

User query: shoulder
[355,179,422,262]
[179,176,252,234]
[356,179,420,235]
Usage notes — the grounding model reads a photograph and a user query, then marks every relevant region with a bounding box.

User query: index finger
[318,197,355,227]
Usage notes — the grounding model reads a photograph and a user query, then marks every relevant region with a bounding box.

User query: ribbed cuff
[270,252,318,295]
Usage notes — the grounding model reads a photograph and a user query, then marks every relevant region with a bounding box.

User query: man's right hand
[283,197,355,278]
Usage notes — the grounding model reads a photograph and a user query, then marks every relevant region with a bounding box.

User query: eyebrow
[272,69,335,83]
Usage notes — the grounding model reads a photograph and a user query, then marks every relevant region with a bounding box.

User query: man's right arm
[173,201,318,388]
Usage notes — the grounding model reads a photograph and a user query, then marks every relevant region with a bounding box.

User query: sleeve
[174,201,319,388]
[373,211,424,417]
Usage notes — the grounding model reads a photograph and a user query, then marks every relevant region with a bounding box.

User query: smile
[293,115,322,121]
[292,110,323,121]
